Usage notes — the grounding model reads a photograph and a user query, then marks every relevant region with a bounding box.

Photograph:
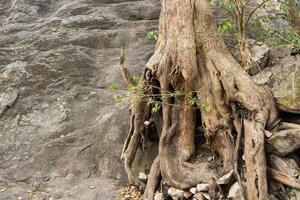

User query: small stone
[89,185,95,189]
[154,192,163,200]
[207,156,213,161]
[189,187,197,194]
[18,197,22,200]
[60,135,65,138]
[138,172,148,182]
[183,191,193,198]
[194,193,206,200]
[144,121,150,125]
[167,187,184,200]
[196,183,209,192]
[201,193,211,200]
[217,170,234,185]
[228,182,240,199]
[265,130,273,138]
[0,188,6,192]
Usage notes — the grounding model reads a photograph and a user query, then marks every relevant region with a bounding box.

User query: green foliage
[133,75,141,82]
[216,0,235,9]
[146,31,158,41]
[151,103,161,113]
[218,21,234,35]
[202,104,212,113]
[279,3,289,16]
[108,83,118,90]
[114,94,122,103]
[271,30,300,48]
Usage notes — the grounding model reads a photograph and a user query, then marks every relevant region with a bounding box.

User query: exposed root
[143,157,160,200]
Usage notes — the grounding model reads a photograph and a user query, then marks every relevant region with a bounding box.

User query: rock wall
[0,0,160,199]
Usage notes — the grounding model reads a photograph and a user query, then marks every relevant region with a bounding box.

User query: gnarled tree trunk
[120,0,299,199]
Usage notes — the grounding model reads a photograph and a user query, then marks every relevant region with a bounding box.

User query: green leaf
[174,90,183,97]
[133,76,140,82]
[151,103,161,113]
[146,31,158,41]
[113,94,122,103]
[218,21,233,35]
[108,83,118,90]
[202,104,212,112]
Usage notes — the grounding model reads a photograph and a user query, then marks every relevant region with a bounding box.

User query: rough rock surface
[253,55,300,113]
[0,0,160,199]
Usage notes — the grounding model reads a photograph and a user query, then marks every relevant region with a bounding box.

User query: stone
[253,55,300,113]
[269,45,294,61]
[196,183,209,192]
[193,193,206,200]
[183,191,193,199]
[167,187,184,200]
[248,41,269,75]
[228,182,241,199]
[265,130,273,138]
[189,187,197,194]
[201,193,211,200]
[154,192,164,200]
[0,90,18,118]
[138,172,148,182]
[217,170,234,185]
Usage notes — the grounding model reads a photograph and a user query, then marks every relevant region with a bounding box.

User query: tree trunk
[120,0,298,199]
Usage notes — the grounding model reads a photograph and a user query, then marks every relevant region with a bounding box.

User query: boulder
[253,55,300,113]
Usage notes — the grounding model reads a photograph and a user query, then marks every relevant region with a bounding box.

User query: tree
[119,0,300,199]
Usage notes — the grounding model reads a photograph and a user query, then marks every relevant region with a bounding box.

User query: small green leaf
[202,104,212,112]
[108,83,118,90]
[133,76,140,82]
[146,31,158,41]
[113,94,122,103]
[151,103,161,113]
[174,90,183,97]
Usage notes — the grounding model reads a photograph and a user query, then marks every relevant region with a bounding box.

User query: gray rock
[154,192,164,200]
[138,172,148,182]
[167,187,185,200]
[0,90,18,118]
[193,193,206,200]
[201,193,211,200]
[183,191,193,199]
[189,187,197,194]
[196,183,209,192]
[269,45,294,61]
[253,55,300,113]
[248,41,269,75]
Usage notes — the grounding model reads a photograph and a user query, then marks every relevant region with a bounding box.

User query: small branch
[119,47,134,85]
[245,0,271,26]
[268,168,300,190]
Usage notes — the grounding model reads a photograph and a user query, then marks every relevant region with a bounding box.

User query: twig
[119,47,134,85]
[245,0,271,25]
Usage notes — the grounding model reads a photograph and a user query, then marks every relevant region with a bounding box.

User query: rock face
[0,0,160,199]
[253,55,300,114]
